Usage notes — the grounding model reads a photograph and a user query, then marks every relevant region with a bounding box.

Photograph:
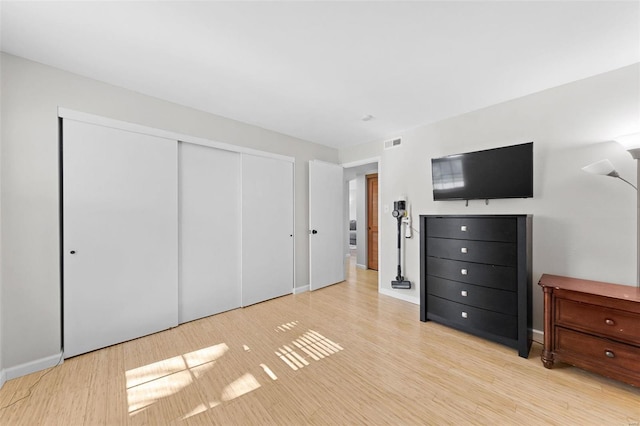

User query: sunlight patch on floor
[221,373,261,401]
[276,320,299,332]
[276,329,344,371]
[127,369,193,413]
[125,343,228,414]
[125,325,343,419]
[260,363,278,380]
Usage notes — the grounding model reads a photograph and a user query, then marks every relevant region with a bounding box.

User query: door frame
[366,173,379,271]
[341,157,381,289]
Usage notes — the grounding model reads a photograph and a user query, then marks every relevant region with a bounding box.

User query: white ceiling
[1,1,639,149]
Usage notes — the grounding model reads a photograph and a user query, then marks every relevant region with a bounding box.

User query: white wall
[0,10,4,385]
[349,180,356,221]
[340,64,640,332]
[0,53,338,374]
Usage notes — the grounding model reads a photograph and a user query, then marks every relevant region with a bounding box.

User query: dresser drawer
[426,257,516,291]
[555,327,640,376]
[555,299,640,346]
[426,217,517,242]
[427,276,517,315]
[427,295,517,339]
[427,237,517,266]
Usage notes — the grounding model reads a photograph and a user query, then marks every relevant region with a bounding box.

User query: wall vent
[384,137,402,150]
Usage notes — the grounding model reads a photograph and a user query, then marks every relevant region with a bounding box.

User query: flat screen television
[431,142,533,201]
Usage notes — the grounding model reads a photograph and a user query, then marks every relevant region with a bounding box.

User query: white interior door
[63,119,178,358]
[309,160,345,290]
[179,142,241,323]
[242,154,294,306]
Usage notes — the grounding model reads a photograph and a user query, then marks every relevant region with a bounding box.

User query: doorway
[366,173,378,271]
[343,161,379,275]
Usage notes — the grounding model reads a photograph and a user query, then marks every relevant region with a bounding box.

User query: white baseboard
[356,264,367,270]
[5,352,63,381]
[532,328,544,345]
[0,368,6,389]
[378,288,420,305]
[293,285,309,295]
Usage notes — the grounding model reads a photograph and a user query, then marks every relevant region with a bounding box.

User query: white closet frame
[59,107,296,352]
[58,108,295,164]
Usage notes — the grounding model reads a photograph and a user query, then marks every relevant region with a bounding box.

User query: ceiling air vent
[384,137,402,150]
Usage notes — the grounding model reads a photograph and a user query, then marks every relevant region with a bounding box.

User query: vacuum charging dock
[391,199,412,289]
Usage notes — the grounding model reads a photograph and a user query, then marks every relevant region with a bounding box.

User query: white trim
[0,369,6,389]
[58,107,294,163]
[379,288,420,305]
[341,157,381,169]
[5,352,63,380]
[377,159,382,291]
[292,161,297,292]
[293,285,309,294]
[356,264,367,270]
[532,328,544,345]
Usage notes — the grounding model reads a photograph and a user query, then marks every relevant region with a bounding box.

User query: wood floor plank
[1,256,639,424]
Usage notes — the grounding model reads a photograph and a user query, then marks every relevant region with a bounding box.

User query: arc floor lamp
[582,132,640,287]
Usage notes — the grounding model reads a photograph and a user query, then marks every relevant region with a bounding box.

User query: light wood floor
[1,258,639,425]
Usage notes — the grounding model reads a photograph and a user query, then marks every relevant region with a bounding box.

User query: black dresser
[420,215,532,358]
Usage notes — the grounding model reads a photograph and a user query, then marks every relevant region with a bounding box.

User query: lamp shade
[581,159,618,177]
[614,132,640,159]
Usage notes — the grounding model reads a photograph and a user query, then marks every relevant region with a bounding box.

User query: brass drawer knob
[461,269,468,275]
[461,311,468,319]
[604,350,615,358]
[604,318,615,326]
[460,225,467,232]
[461,247,468,254]
[461,290,468,297]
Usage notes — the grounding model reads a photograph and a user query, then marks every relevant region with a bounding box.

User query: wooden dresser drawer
[427,276,517,315]
[427,237,517,266]
[555,298,640,345]
[555,327,640,376]
[427,295,517,339]
[426,257,516,291]
[426,217,517,242]
[539,274,640,387]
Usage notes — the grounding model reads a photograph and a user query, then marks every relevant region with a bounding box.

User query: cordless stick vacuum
[391,200,411,289]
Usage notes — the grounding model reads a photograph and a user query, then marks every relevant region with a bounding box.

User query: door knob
[311,230,318,234]
[70,250,76,254]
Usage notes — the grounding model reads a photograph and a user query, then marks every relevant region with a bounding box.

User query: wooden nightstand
[539,274,640,387]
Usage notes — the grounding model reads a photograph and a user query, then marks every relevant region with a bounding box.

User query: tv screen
[431,142,533,201]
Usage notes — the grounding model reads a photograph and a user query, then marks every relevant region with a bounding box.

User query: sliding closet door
[63,119,178,358]
[179,142,241,323]
[242,154,294,306]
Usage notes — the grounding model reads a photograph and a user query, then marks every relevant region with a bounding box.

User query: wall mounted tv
[431,142,533,201]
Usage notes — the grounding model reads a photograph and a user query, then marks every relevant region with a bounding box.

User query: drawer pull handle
[460,225,467,232]
[604,318,615,326]
[461,311,468,319]
[461,247,468,254]
[461,269,468,275]
[461,290,468,297]
[604,350,615,359]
